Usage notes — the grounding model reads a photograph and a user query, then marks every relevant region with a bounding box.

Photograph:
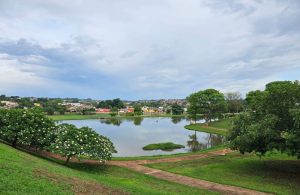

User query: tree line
[187,80,300,159]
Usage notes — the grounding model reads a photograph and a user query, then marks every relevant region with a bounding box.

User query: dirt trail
[108,149,271,195]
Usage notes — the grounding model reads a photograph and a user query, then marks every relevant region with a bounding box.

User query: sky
[0,0,300,100]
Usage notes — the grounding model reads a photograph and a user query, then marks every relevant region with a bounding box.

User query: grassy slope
[0,143,217,195]
[185,118,233,136]
[48,114,187,121]
[147,152,300,195]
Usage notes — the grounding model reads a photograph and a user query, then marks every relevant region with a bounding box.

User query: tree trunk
[12,135,17,148]
[65,156,71,165]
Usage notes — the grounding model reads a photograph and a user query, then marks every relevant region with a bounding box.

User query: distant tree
[44,106,55,115]
[171,104,184,115]
[187,89,226,124]
[225,92,243,113]
[97,98,124,109]
[56,105,66,115]
[228,80,300,158]
[112,98,124,109]
[17,98,34,108]
[133,105,142,115]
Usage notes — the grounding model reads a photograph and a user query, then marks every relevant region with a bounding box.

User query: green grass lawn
[147,152,300,195]
[48,113,111,120]
[0,143,217,195]
[185,118,233,136]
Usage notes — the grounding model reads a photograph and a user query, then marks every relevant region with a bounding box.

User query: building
[0,101,19,109]
[95,108,111,113]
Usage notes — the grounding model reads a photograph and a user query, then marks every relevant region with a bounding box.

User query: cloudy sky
[0,0,300,100]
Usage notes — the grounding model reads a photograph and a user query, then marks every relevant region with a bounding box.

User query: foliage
[225,92,243,113]
[187,89,226,122]
[97,98,124,109]
[171,104,184,115]
[110,112,117,117]
[133,105,142,115]
[42,100,66,115]
[228,80,300,158]
[142,142,185,151]
[49,124,116,164]
[16,97,34,108]
[0,108,55,148]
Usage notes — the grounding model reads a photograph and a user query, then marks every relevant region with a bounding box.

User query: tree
[97,98,124,109]
[187,89,226,124]
[0,108,55,148]
[49,124,115,165]
[225,92,243,113]
[133,105,142,116]
[171,104,184,115]
[17,97,34,108]
[228,80,300,158]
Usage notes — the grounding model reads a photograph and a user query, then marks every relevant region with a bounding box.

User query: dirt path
[107,149,271,195]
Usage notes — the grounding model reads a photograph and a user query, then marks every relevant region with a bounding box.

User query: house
[0,101,19,109]
[95,108,111,113]
[118,107,134,114]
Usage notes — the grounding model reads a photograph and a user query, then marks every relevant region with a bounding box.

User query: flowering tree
[0,108,55,148]
[49,124,116,165]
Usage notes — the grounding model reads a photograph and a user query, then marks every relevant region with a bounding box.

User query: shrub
[49,124,116,164]
[0,108,55,149]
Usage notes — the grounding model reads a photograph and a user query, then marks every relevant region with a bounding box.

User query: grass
[48,113,111,120]
[185,118,233,136]
[147,151,300,195]
[0,143,218,195]
[143,142,185,151]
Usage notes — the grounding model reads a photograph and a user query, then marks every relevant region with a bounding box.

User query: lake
[61,117,224,157]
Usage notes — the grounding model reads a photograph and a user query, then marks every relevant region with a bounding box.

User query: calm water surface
[61,117,224,157]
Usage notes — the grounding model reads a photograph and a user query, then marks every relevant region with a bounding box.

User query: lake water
[61,117,224,157]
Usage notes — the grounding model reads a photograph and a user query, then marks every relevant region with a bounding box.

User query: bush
[0,108,55,149]
[49,124,116,164]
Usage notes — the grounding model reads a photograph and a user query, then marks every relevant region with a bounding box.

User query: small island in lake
[143,142,185,151]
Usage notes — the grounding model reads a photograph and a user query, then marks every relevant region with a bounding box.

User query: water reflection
[100,118,122,126]
[187,131,204,151]
[171,116,184,124]
[187,131,225,152]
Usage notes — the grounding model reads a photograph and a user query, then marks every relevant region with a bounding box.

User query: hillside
[0,143,216,195]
